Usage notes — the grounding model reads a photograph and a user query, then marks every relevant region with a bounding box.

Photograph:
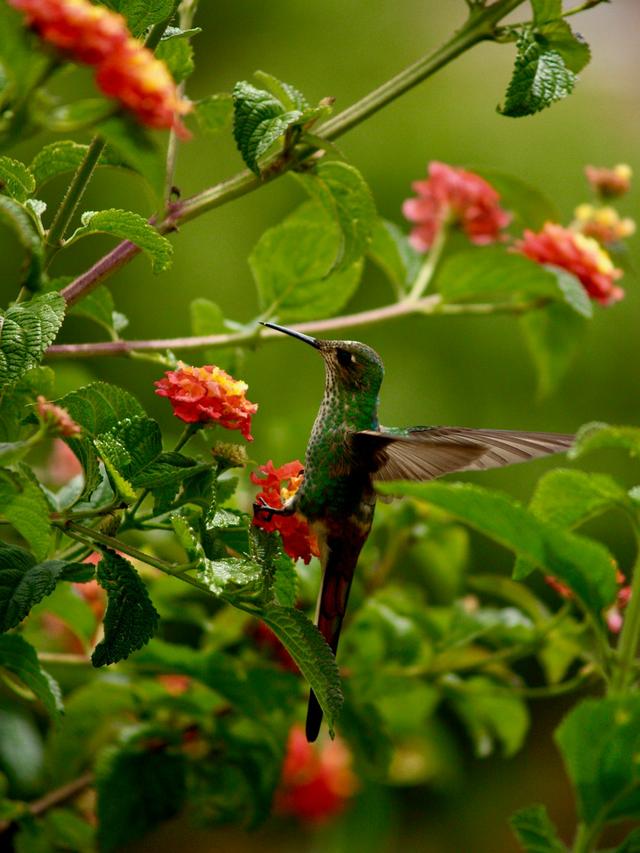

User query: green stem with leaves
[610,525,640,694]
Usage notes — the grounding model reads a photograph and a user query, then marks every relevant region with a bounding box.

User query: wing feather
[354,427,574,483]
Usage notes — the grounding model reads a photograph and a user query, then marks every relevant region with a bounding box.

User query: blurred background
[1,1,639,850]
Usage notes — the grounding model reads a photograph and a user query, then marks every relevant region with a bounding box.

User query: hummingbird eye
[336,348,354,367]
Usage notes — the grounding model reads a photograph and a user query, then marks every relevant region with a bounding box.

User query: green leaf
[555,696,640,824]
[367,218,422,296]
[521,302,587,397]
[106,0,175,34]
[538,20,591,73]
[42,98,117,133]
[0,634,62,719]
[68,209,172,273]
[448,676,529,757]
[615,829,640,853]
[91,550,159,666]
[0,366,53,442]
[232,81,301,174]
[510,804,567,852]
[253,70,309,111]
[156,30,194,83]
[194,93,234,135]
[69,286,127,335]
[0,195,44,290]
[375,481,618,615]
[293,161,377,271]
[55,381,144,495]
[529,468,630,528]
[98,114,165,197]
[0,155,35,202]
[0,543,73,631]
[499,30,577,118]
[249,201,363,321]
[261,604,343,731]
[569,422,640,461]
[30,141,125,189]
[273,555,298,608]
[471,167,559,229]
[0,468,51,561]
[189,297,235,370]
[437,248,591,316]
[96,738,186,853]
[531,0,562,25]
[0,293,64,389]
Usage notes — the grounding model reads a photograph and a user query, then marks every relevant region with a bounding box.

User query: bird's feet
[253,496,296,522]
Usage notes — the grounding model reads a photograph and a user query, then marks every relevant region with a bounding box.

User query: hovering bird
[255,322,573,742]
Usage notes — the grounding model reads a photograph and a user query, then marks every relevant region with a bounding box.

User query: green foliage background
[0,1,638,851]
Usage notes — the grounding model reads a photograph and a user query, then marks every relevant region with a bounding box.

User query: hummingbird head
[261,322,384,394]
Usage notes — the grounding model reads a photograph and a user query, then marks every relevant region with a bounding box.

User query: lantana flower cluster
[403,160,634,306]
[251,460,320,564]
[9,0,191,135]
[275,725,358,824]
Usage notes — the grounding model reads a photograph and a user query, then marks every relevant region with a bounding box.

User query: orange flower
[515,223,624,305]
[585,164,632,198]
[37,396,82,437]
[155,363,257,440]
[402,161,511,251]
[572,204,636,245]
[275,724,358,824]
[251,460,319,564]
[96,38,191,137]
[8,0,190,135]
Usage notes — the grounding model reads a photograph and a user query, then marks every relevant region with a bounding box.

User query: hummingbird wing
[353,427,574,483]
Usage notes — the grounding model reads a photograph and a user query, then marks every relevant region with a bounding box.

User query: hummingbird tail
[305,532,364,742]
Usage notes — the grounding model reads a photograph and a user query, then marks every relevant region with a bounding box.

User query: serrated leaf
[0,155,35,202]
[294,161,377,271]
[0,543,73,631]
[69,286,126,334]
[68,209,172,273]
[253,70,309,111]
[367,218,422,296]
[92,550,159,666]
[499,30,577,118]
[0,195,44,290]
[98,114,165,197]
[531,0,562,25]
[155,32,193,83]
[273,555,298,607]
[375,481,618,615]
[105,0,174,34]
[569,422,640,461]
[0,293,64,388]
[30,141,126,189]
[261,604,343,730]
[232,81,301,174]
[530,468,630,528]
[0,468,51,560]
[249,201,363,321]
[96,739,186,853]
[0,633,62,719]
[55,382,145,496]
[521,302,587,397]
[510,804,566,852]
[538,19,591,73]
[555,697,640,824]
[194,93,233,135]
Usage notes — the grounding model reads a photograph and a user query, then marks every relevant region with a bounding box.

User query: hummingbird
[255,322,573,742]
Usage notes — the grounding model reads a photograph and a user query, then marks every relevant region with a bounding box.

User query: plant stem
[45,136,106,263]
[610,526,640,694]
[46,296,541,359]
[57,0,528,308]
[406,223,448,301]
[63,522,210,593]
[563,0,608,19]
[0,772,94,835]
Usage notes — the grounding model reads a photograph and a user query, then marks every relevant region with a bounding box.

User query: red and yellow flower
[572,204,635,245]
[516,222,624,305]
[251,460,319,564]
[585,163,632,198]
[403,161,511,251]
[8,0,191,135]
[275,724,358,824]
[155,363,257,441]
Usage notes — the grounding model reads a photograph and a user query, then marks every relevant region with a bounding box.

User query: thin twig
[0,772,94,835]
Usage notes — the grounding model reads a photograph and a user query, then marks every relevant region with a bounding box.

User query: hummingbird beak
[260,322,320,349]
